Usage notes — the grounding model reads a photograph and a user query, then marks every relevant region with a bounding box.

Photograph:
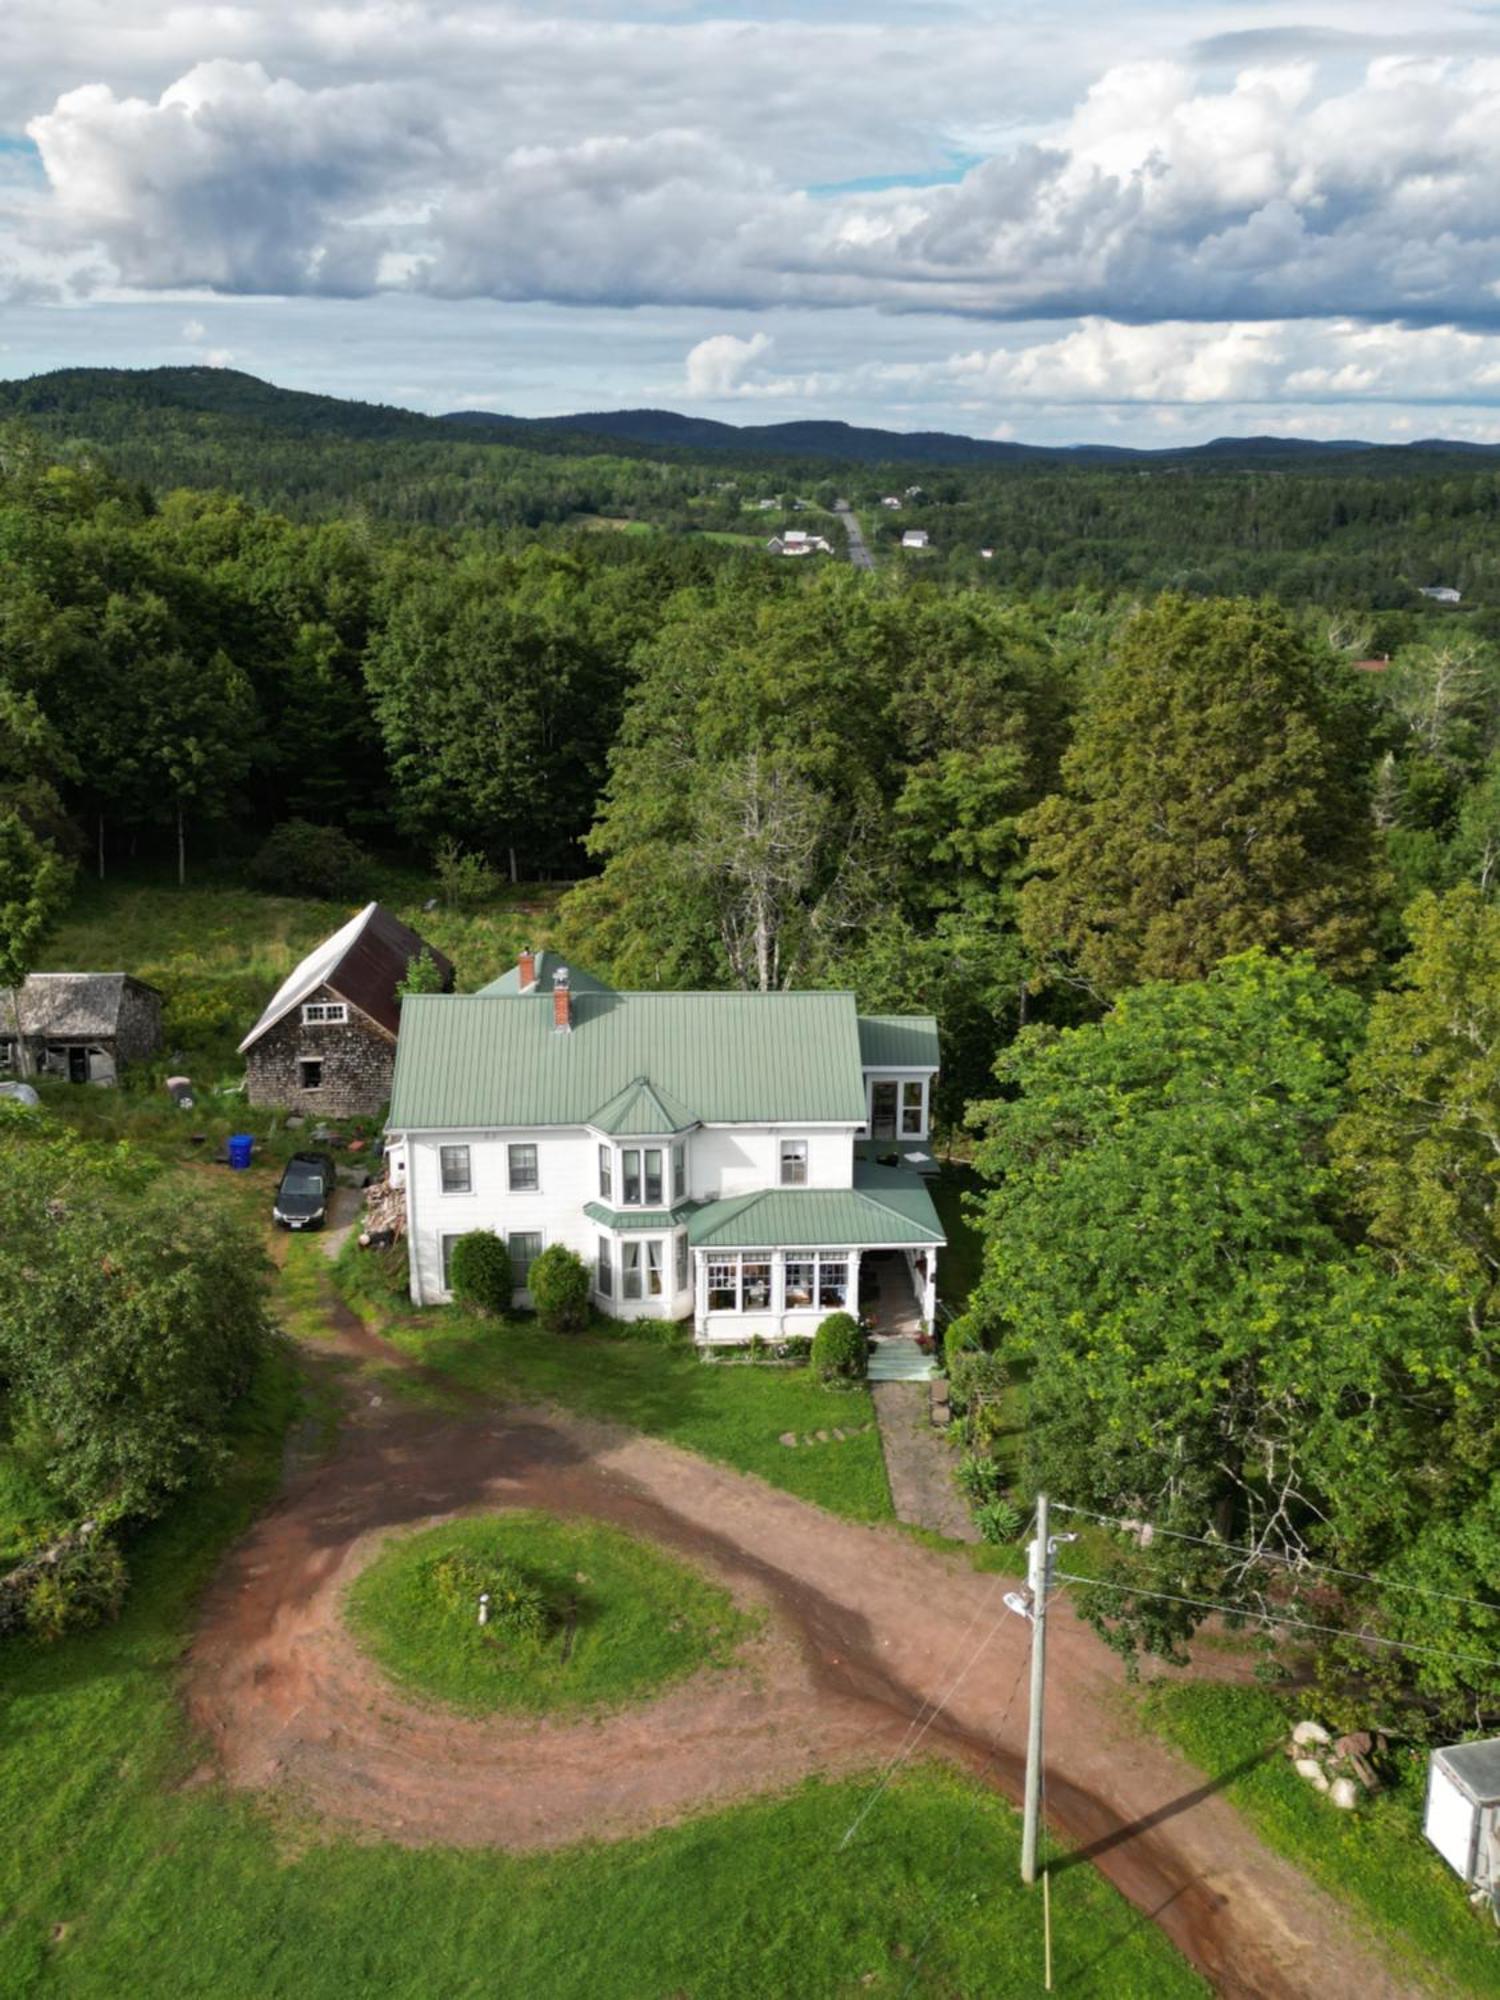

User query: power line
[1052,1568,1500,1672]
[1052,1501,1500,1618]
[837,1544,1033,1853]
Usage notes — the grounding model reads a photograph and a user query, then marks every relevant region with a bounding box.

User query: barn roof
[238,904,453,1053]
[0,973,160,1041]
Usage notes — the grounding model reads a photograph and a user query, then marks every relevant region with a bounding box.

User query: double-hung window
[598,1144,612,1201]
[643,1148,663,1206]
[902,1081,926,1137]
[622,1149,642,1205]
[645,1240,664,1297]
[596,1236,614,1297]
[780,1139,809,1186]
[440,1144,471,1194]
[675,1232,689,1294]
[622,1241,644,1300]
[672,1144,686,1202]
[508,1143,539,1192]
[509,1231,542,1289]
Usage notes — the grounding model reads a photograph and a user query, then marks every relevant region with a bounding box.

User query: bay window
[598,1145,612,1200]
[643,1148,663,1206]
[622,1149,641,1205]
[646,1239,665,1297]
[622,1241,643,1300]
[672,1144,686,1201]
[676,1231,689,1294]
[597,1236,613,1298]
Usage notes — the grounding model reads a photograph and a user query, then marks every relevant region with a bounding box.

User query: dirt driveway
[184,1309,1425,2000]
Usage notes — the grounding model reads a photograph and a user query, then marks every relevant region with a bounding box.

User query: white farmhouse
[881,495,903,510]
[386,951,945,1355]
[901,529,930,550]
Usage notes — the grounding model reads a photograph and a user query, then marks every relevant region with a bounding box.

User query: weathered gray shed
[0,973,163,1084]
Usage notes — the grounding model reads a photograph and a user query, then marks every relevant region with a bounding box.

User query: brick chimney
[552,966,572,1032]
[517,945,536,991]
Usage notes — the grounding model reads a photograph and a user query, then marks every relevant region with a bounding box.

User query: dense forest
[4,371,1500,1731]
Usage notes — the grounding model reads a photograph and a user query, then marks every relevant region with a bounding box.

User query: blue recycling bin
[227,1133,254,1170]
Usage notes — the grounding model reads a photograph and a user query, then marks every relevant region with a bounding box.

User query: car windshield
[282,1170,324,1197]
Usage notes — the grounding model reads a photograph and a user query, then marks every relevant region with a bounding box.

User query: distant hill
[4,367,1499,474]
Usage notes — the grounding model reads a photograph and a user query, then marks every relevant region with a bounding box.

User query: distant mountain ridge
[3,365,1498,472]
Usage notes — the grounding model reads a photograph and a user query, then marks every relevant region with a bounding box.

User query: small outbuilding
[0,973,163,1084]
[1425,1739,1500,1906]
[901,529,931,550]
[239,902,454,1119]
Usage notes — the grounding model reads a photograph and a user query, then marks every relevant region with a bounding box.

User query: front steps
[867,1335,936,1383]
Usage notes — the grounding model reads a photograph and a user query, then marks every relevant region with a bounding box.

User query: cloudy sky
[4,2,1500,444]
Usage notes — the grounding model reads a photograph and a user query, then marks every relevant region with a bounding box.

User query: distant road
[834,499,875,571]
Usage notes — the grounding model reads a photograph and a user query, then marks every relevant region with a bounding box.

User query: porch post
[848,1248,862,1325]
[923,1250,938,1331]
[694,1250,708,1336]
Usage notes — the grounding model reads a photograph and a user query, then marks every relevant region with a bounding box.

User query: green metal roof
[588,1075,699,1136]
[583,1199,702,1232]
[687,1166,945,1250]
[858,1014,940,1070]
[477,951,614,997]
[855,1138,942,1179]
[389,990,871,1130]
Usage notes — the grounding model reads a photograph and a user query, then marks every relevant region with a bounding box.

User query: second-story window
[622,1148,641,1204]
[598,1144,612,1201]
[672,1143,686,1202]
[780,1139,809,1186]
[902,1081,926,1136]
[440,1144,471,1194]
[643,1147,663,1205]
[508,1143,538,1192]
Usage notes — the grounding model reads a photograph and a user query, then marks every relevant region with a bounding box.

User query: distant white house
[901,529,930,550]
[1420,585,1463,604]
[767,530,833,557]
[980,547,995,560]
[905,484,925,498]
[881,495,903,510]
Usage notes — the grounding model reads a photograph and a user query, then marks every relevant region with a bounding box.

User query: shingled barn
[239,903,453,1118]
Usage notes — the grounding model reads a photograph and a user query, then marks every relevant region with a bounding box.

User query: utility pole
[1021,1491,1050,1886]
[1004,1495,1077,1886]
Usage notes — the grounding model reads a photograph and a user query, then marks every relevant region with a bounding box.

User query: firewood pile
[359,1172,405,1248]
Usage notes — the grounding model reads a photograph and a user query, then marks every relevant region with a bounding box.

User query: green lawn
[346,1510,756,1716]
[336,1245,895,1521]
[1142,1683,1500,1998]
[0,1322,1204,1998]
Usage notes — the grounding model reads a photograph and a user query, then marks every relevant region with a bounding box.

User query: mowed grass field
[0,1169,1204,1998]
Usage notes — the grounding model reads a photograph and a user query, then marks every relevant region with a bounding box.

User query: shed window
[780,1139,809,1186]
[508,1144,539,1192]
[509,1231,542,1289]
[298,1058,323,1090]
[440,1144,471,1194]
[301,1001,348,1025]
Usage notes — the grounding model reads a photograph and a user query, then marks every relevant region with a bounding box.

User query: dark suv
[273,1152,337,1231]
